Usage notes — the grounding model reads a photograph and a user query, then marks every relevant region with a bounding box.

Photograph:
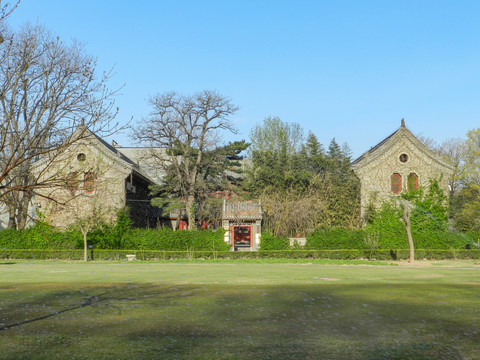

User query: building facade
[35,127,160,228]
[351,120,455,218]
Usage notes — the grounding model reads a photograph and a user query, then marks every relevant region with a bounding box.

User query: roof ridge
[351,121,454,171]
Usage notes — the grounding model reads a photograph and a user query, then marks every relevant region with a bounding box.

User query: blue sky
[7,0,480,157]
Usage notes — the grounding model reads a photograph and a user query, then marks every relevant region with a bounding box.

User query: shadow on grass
[0,283,478,359]
[0,262,15,265]
[0,292,109,331]
[0,283,189,332]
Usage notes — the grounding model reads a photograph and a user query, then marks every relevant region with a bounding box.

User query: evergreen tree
[246,119,361,234]
[303,132,326,173]
[151,140,249,220]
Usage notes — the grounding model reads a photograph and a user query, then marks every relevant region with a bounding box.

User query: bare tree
[436,137,465,197]
[0,1,20,22]
[0,1,20,46]
[0,24,120,229]
[67,165,118,262]
[418,135,465,198]
[133,90,239,229]
[363,231,379,261]
[402,200,415,263]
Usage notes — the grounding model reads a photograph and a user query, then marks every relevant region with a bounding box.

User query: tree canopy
[245,117,360,237]
[0,24,120,229]
[133,90,243,229]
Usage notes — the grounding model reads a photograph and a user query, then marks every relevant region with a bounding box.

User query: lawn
[0,260,479,359]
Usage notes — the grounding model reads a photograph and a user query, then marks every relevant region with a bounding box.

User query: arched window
[391,173,402,195]
[84,172,96,194]
[408,173,418,192]
[66,172,78,195]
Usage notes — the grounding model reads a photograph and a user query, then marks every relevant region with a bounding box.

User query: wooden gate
[231,225,252,248]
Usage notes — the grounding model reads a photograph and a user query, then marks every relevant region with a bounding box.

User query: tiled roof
[223,201,262,220]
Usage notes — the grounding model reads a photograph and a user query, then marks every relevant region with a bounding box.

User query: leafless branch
[133,90,238,229]
[0,24,122,229]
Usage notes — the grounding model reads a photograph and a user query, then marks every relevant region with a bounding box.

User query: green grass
[0,260,479,359]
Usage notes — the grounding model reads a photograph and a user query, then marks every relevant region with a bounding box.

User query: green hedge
[0,225,80,250]
[259,234,290,250]
[2,249,480,261]
[0,227,228,252]
[1,223,477,257]
[0,249,85,260]
[121,228,229,251]
[305,228,367,250]
[305,227,472,250]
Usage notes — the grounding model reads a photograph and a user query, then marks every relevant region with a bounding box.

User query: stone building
[351,120,455,217]
[33,127,258,235]
[36,127,161,228]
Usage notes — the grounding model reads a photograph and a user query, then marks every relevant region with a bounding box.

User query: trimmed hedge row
[122,228,229,251]
[1,223,476,252]
[0,226,80,250]
[0,227,228,251]
[305,228,473,250]
[2,249,480,261]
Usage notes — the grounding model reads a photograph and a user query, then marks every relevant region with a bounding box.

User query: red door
[232,225,252,248]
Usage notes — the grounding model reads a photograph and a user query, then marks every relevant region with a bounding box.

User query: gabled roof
[223,200,262,221]
[116,147,167,184]
[90,131,138,168]
[71,126,157,184]
[351,119,455,171]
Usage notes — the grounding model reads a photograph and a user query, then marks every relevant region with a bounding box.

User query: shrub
[0,224,80,250]
[305,228,367,250]
[365,202,407,249]
[259,234,290,250]
[91,207,134,249]
[304,224,471,251]
[0,225,228,252]
[123,228,229,251]
[2,248,479,261]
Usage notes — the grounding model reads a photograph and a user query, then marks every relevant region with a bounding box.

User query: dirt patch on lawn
[395,260,434,266]
[414,273,446,279]
[393,260,480,268]
[313,277,340,281]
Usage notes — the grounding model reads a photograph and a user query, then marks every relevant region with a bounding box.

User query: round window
[399,153,409,163]
[77,153,86,162]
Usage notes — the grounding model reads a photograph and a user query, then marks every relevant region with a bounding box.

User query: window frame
[399,153,409,163]
[391,173,402,195]
[84,172,96,194]
[408,173,418,192]
[66,172,79,195]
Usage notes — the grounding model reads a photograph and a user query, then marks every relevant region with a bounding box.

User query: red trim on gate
[231,225,253,248]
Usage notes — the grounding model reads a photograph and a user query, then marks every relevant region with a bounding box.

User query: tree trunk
[82,230,88,262]
[7,203,17,229]
[403,204,415,263]
[7,213,16,229]
[186,195,196,230]
[15,177,32,230]
[16,192,32,230]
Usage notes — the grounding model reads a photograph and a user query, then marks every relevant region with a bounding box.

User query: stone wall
[352,126,454,217]
[36,140,131,228]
